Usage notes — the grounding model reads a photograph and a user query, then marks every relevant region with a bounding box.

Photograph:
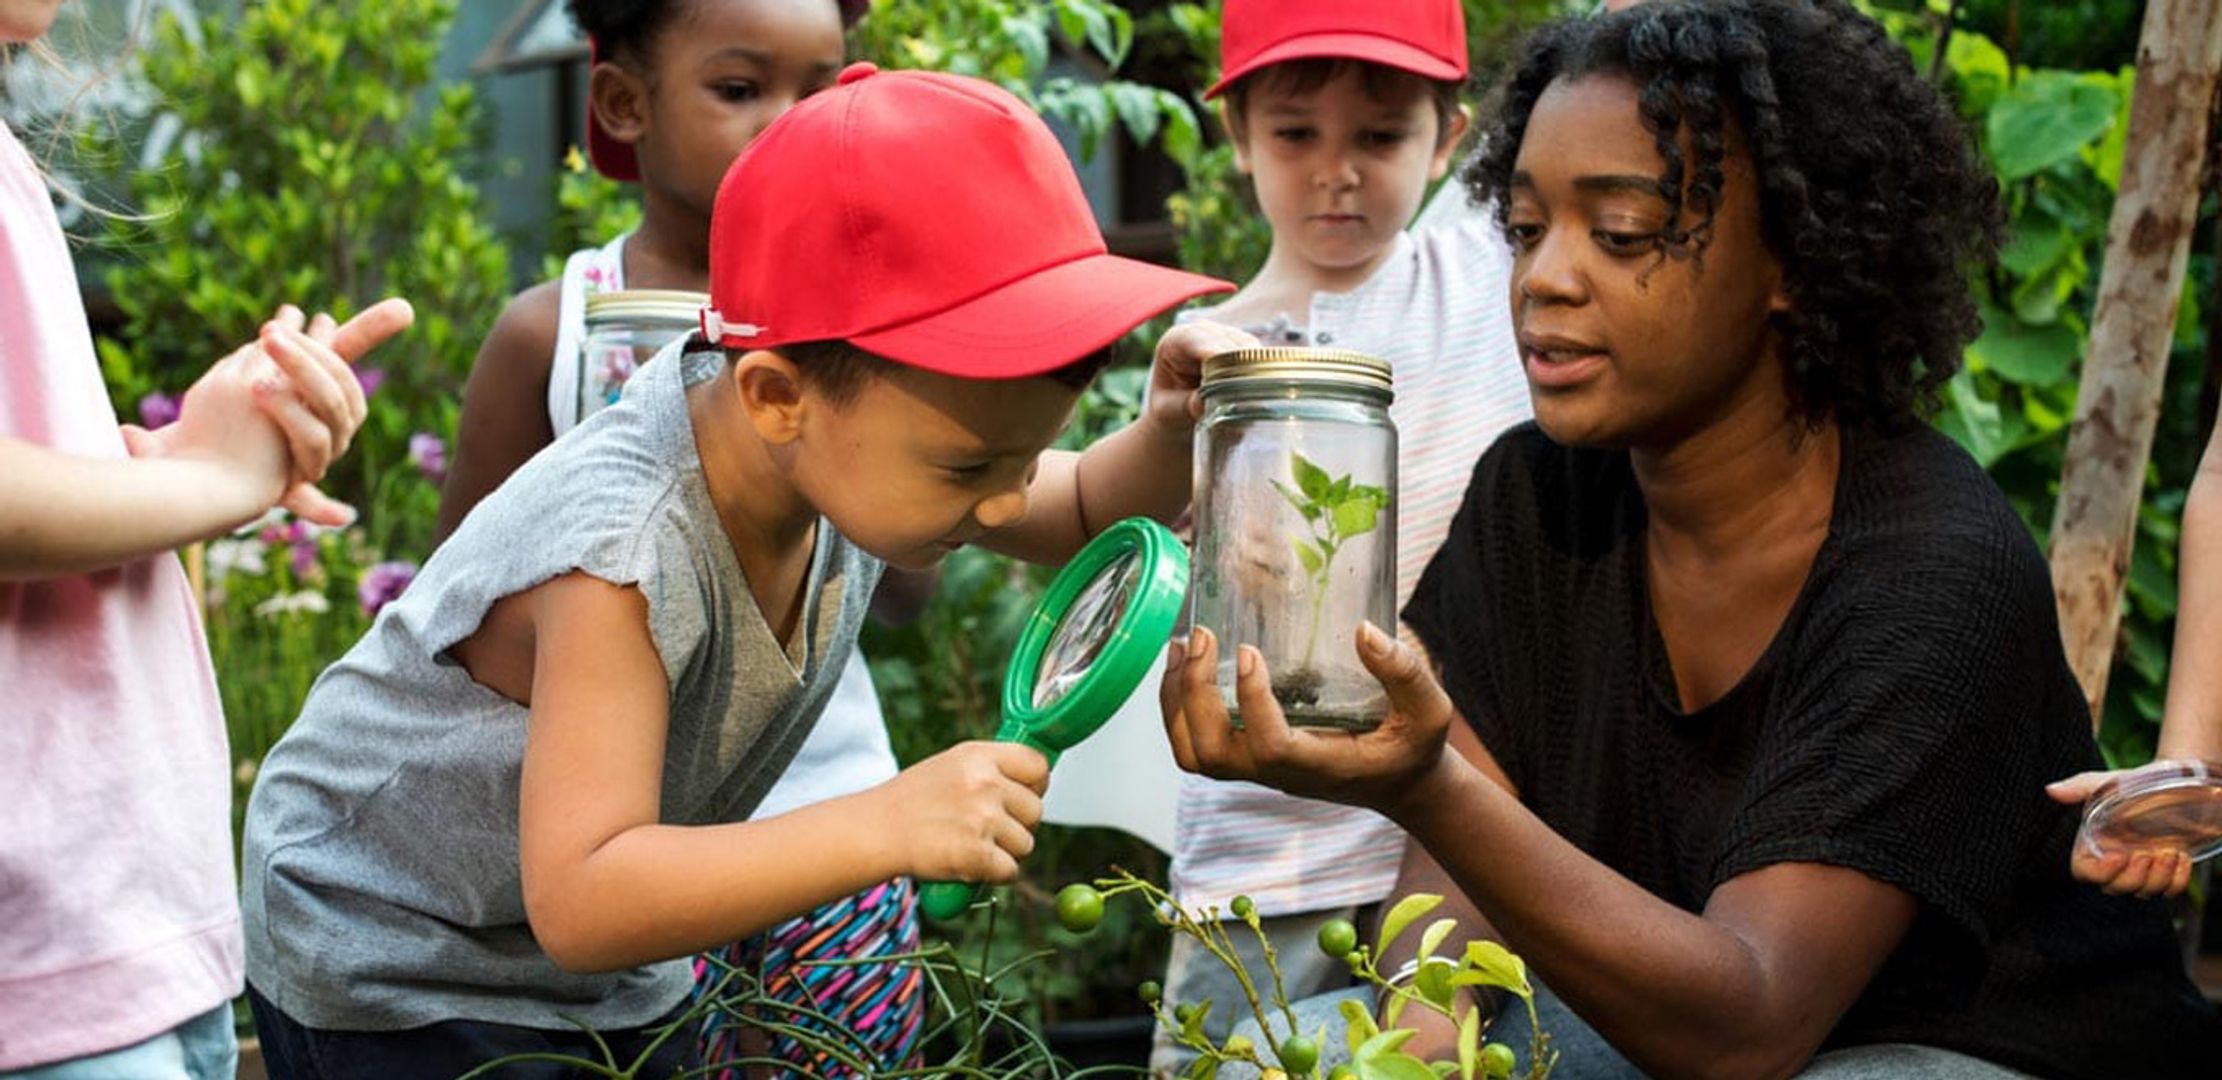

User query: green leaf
[1944,30,2011,117]
[1417,917,1458,964]
[1294,539,1325,577]
[1970,305,2080,386]
[1187,1055,1221,1080]
[2086,68,2135,191]
[1333,497,1383,540]
[1377,894,1444,955]
[2129,540,2179,620]
[1109,81,1163,146]
[1182,999,1214,1045]
[1340,997,1382,1057]
[1453,940,1531,997]
[1935,371,2020,468]
[1998,219,2073,279]
[1987,71,2120,180]
[1416,957,1458,1008]
[1357,1051,1440,1080]
[1292,452,1333,502]
[1458,1006,1481,1080]
[1355,1029,1418,1063]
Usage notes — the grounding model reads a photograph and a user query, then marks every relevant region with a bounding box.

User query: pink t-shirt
[0,119,242,1068]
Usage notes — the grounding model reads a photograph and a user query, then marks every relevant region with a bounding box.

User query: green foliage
[1869,2,2205,760]
[1275,452,1392,668]
[539,146,642,282]
[83,0,509,562]
[1100,874,1556,1080]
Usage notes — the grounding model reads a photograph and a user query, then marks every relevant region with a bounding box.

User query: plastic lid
[1201,346,1393,400]
[584,289,711,329]
[997,517,1188,756]
[2076,759,2222,863]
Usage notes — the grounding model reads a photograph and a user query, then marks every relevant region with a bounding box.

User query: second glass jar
[1188,347,1397,731]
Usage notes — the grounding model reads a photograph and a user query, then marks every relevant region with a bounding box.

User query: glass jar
[578,289,708,422]
[1188,347,1398,731]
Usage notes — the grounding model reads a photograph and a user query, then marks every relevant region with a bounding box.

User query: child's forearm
[2160,439,2222,761]
[524,790,905,975]
[0,437,266,580]
[980,418,1192,566]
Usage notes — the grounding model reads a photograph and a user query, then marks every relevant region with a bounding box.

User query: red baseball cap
[584,0,870,182]
[701,63,1232,379]
[1207,0,1468,100]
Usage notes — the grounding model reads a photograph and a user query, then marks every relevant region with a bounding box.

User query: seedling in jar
[1270,451,1389,711]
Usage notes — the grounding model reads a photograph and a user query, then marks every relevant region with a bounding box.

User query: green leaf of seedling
[1378,894,1443,955]
[1333,497,1382,540]
[1294,539,1325,577]
[1458,1005,1481,1080]
[1293,452,1333,502]
[1329,475,1352,504]
[1340,997,1381,1057]
[1453,940,1531,998]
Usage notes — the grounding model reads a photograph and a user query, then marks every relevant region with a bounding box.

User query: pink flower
[290,537,319,577]
[358,560,418,616]
[355,367,386,398]
[408,432,447,483]
[137,391,181,429]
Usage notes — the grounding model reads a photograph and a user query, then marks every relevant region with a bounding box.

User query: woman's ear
[733,350,808,446]
[588,59,651,152]
[1429,104,1474,182]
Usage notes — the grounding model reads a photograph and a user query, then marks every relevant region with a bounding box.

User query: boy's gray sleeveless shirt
[241,347,882,1032]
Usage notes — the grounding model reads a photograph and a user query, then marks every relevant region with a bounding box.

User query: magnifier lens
[1031,549,1145,709]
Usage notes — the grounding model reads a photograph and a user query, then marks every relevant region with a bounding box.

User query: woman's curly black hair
[1468,0,2004,430]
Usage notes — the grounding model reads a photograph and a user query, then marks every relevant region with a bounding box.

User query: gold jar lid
[584,289,710,329]
[1200,346,1393,397]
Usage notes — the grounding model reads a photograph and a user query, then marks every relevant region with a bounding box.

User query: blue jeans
[246,984,700,1079]
[0,1002,236,1080]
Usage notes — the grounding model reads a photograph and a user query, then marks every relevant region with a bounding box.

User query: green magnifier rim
[999,516,1188,753]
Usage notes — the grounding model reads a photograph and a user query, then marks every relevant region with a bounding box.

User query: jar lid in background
[1201,346,1393,398]
[584,289,710,329]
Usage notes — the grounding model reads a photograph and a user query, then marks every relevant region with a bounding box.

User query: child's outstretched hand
[2046,767,2199,899]
[871,741,1049,883]
[120,299,413,527]
[1161,622,1453,816]
[1144,319,1260,436]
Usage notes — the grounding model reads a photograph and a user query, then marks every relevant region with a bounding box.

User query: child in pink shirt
[0,6,411,1072]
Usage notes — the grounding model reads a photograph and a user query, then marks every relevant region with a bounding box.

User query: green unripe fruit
[1224,1034,1254,1056]
[1231,894,1255,919]
[1139,980,1162,1004]
[1482,1041,1518,1078]
[1316,918,1359,959]
[1054,883,1104,934]
[1276,1035,1320,1074]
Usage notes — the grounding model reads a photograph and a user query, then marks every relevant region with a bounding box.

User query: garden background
[2,0,2202,1051]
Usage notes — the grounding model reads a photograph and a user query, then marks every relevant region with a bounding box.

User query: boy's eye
[1505,223,1544,250]
[1593,229,1660,256]
[714,81,762,103]
[1360,129,1411,149]
[1272,127,1316,143]
[943,462,994,482]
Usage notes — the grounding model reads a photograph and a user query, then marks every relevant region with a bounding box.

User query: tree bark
[2050,0,2222,730]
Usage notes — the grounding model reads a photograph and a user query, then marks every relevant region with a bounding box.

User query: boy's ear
[1428,105,1472,182]
[588,60,651,149]
[733,350,809,445]
[1219,98,1254,175]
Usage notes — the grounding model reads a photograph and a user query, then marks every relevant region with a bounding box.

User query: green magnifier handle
[918,728,1061,921]
[915,517,1188,922]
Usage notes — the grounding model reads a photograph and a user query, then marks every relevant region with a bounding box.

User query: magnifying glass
[2075,759,2222,868]
[917,516,1188,920]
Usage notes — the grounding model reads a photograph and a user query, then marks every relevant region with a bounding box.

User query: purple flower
[358,560,418,616]
[290,538,319,577]
[137,391,181,429]
[408,432,447,483]
[354,367,386,399]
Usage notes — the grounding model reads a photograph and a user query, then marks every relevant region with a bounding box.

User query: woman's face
[1502,73,1791,449]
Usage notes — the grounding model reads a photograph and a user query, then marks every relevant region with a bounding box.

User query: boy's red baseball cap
[700,63,1232,379]
[1207,0,1468,99]
[585,0,870,181]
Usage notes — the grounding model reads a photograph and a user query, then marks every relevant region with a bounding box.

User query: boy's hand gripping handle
[917,723,1061,921]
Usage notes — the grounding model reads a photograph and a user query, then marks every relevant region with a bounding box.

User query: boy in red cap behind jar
[237,63,1240,1079]
[1149,0,1529,1070]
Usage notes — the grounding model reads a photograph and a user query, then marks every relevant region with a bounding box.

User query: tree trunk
[2050,0,2222,730]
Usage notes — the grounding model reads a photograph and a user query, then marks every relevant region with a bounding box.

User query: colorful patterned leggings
[692,877,924,1077]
